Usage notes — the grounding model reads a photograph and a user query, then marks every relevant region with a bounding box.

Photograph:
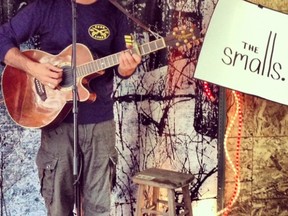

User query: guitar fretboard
[76,37,166,77]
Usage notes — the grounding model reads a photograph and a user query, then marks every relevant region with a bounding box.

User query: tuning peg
[187,43,193,49]
[194,39,201,45]
[173,27,179,32]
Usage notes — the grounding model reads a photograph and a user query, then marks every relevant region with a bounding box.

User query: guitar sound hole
[60,66,73,87]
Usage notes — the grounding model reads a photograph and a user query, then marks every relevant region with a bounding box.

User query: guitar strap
[108,0,151,33]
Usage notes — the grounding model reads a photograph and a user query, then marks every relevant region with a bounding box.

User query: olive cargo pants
[36,120,117,216]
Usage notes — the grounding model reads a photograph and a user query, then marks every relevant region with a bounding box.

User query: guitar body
[1,44,104,129]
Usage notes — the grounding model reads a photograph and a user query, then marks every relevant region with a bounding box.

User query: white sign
[194,0,288,105]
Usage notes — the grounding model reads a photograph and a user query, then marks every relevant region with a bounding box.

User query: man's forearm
[4,47,63,88]
[4,47,36,76]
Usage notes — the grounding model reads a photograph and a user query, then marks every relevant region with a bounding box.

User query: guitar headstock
[164,25,201,49]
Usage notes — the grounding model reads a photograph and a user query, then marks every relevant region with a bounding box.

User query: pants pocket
[36,148,58,205]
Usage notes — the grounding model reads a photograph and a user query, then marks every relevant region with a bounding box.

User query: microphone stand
[71,0,81,215]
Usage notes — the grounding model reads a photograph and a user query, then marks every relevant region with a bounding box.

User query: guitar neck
[76,37,167,77]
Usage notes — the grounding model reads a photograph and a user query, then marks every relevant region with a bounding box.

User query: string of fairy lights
[203,82,243,216]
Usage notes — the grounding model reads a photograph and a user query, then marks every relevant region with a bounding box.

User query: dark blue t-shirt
[0,0,131,124]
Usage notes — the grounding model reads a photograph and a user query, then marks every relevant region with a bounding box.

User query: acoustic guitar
[1,26,199,129]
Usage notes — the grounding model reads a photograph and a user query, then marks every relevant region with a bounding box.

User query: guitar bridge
[34,79,47,101]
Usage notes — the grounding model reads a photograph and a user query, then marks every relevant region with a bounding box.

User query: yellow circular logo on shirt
[88,24,110,40]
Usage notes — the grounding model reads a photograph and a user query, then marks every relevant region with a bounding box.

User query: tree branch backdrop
[0,0,218,215]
